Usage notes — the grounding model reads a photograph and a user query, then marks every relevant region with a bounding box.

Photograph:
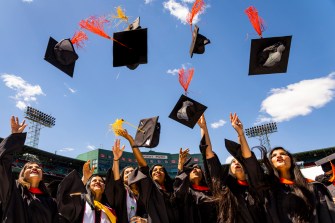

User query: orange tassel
[71,30,88,48]
[328,161,335,183]
[179,68,194,95]
[245,6,265,38]
[79,16,111,39]
[187,0,205,26]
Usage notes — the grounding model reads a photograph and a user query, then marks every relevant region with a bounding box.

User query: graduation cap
[190,25,210,58]
[169,94,207,129]
[44,37,78,77]
[248,36,292,75]
[134,116,160,148]
[315,153,335,172]
[113,17,147,70]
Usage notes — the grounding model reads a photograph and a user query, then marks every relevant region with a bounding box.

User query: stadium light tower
[245,122,277,150]
[24,106,56,148]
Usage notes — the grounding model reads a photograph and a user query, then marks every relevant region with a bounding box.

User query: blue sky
[1,0,335,163]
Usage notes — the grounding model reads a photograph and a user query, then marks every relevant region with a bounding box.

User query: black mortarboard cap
[315,153,335,172]
[44,37,78,77]
[113,17,147,70]
[134,116,160,148]
[169,94,207,129]
[248,36,292,75]
[190,25,210,58]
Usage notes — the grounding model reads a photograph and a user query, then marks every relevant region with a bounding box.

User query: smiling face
[270,148,292,172]
[123,167,134,185]
[89,176,105,194]
[22,162,43,184]
[230,159,246,180]
[189,166,203,185]
[151,165,166,185]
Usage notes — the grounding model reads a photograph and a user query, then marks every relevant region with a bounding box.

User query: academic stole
[83,201,116,223]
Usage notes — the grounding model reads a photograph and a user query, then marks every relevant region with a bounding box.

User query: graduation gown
[173,171,217,223]
[57,169,115,223]
[206,153,267,223]
[0,133,59,223]
[315,174,335,198]
[225,140,335,223]
[104,168,147,223]
[127,166,180,223]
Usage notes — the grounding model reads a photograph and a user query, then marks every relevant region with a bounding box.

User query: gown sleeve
[56,170,86,222]
[0,133,26,205]
[313,181,335,223]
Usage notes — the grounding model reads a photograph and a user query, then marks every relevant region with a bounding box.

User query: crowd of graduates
[1,114,335,223]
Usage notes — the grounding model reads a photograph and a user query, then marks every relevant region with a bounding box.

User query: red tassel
[79,16,111,39]
[245,6,265,38]
[79,16,130,49]
[187,0,205,26]
[179,68,194,94]
[71,30,88,48]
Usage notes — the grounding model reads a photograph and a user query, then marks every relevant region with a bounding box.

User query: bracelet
[114,159,119,161]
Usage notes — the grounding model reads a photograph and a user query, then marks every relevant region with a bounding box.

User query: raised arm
[197,114,214,159]
[177,148,190,172]
[117,129,147,167]
[82,160,95,185]
[10,116,27,134]
[230,113,251,158]
[112,139,125,181]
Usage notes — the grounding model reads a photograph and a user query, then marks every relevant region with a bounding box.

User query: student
[117,129,180,223]
[0,116,59,223]
[57,160,117,223]
[108,139,147,223]
[174,148,217,223]
[197,114,267,223]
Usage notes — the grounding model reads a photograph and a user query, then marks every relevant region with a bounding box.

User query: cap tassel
[328,160,335,184]
[71,30,88,48]
[179,68,194,96]
[110,119,145,137]
[245,6,265,38]
[79,16,130,49]
[112,6,129,27]
[187,0,205,30]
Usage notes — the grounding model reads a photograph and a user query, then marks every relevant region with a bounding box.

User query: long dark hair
[149,164,174,192]
[84,174,108,209]
[266,147,316,222]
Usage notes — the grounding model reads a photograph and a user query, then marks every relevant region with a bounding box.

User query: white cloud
[22,0,33,2]
[145,0,154,4]
[1,74,45,110]
[225,155,234,164]
[210,119,226,129]
[59,148,75,152]
[163,0,204,25]
[167,69,179,76]
[257,73,335,123]
[87,145,96,150]
[68,87,76,93]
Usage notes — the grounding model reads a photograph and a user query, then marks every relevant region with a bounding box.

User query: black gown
[0,133,59,223]
[104,168,147,223]
[57,169,115,223]
[225,140,335,223]
[206,153,267,223]
[173,171,217,223]
[128,165,180,223]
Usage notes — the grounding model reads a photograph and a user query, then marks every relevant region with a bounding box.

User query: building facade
[76,149,204,178]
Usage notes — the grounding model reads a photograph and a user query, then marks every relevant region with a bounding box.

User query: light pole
[245,122,278,150]
[24,106,56,148]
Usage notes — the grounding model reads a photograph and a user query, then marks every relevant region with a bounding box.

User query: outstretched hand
[115,129,133,142]
[230,113,244,136]
[178,148,190,167]
[197,114,207,129]
[11,116,27,134]
[112,139,125,160]
[82,160,95,184]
